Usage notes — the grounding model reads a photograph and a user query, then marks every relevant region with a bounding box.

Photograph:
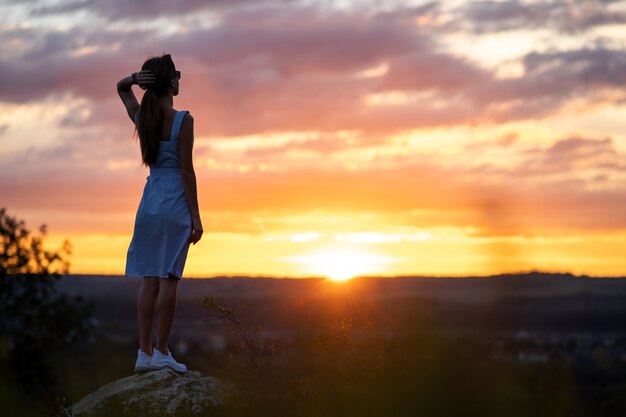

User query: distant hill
[57,271,626,305]
[52,271,626,337]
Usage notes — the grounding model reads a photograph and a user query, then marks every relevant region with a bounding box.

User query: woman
[116,53,203,374]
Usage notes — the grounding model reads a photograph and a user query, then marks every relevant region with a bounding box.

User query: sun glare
[286,247,397,282]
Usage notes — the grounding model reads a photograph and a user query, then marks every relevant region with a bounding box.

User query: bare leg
[138,276,160,355]
[156,275,179,354]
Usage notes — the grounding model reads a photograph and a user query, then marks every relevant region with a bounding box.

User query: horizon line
[60,270,626,280]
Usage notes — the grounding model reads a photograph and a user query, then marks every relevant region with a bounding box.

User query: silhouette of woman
[116,53,203,373]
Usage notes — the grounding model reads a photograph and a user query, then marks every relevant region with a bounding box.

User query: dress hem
[124,272,182,280]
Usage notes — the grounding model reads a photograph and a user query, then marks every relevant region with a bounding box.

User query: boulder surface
[63,369,237,416]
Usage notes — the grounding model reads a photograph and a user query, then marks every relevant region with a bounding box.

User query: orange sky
[1,0,625,279]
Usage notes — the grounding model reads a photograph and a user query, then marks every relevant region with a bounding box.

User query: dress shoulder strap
[170,110,189,143]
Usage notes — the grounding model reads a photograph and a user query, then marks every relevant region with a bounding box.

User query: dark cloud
[375,50,491,93]
[519,136,626,174]
[29,0,92,16]
[201,7,422,77]
[521,47,626,85]
[1,0,625,137]
[458,46,626,124]
[465,135,626,178]
[449,0,626,34]
[28,0,294,20]
[0,23,159,103]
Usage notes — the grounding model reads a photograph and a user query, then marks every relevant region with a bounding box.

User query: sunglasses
[174,70,181,80]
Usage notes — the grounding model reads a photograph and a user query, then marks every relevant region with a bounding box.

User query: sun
[286,247,396,282]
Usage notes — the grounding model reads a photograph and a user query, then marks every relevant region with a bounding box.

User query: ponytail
[133,53,177,166]
[135,87,162,166]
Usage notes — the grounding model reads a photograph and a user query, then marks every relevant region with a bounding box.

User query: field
[4,272,625,416]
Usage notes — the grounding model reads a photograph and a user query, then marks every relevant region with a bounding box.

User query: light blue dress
[125,110,192,280]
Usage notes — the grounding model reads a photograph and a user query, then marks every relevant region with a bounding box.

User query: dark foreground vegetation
[6,306,626,417]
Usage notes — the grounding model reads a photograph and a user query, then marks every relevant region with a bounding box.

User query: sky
[1,0,625,279]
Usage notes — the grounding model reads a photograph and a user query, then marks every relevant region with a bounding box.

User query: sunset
[2,0,625,279]
[2,1,626,416]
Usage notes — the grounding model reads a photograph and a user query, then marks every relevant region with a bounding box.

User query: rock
[63,369,238,416]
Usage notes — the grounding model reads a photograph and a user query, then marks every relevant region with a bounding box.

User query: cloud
[3,123,625,234]
[173,10,626,134]
[522,47,626,85]
[463,132,519,151]
[520,136,626,174]
[463,135,626,179]
[449,0,626,34]
[241,133,362,157]
[27,0,285,20]
[457,46,626,124]
[2,1,626,137]
[29,0,93,17]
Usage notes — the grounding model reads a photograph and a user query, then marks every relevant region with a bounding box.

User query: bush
[0,207,94,416]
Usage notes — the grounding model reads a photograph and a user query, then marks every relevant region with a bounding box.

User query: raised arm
[116,71,155,122]
[179,113,203,245]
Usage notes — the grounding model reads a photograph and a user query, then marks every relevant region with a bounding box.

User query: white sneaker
[149,347,187,373]
[134,348,153,373]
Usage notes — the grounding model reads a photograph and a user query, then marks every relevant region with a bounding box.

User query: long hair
[133,53,178,166]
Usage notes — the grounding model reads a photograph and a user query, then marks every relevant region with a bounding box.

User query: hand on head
[136,70,156,90]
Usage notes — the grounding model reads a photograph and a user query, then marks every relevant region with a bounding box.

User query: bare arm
[179,113,203,244]
[116,71,155,123]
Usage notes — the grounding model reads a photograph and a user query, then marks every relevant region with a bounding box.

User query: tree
[0,207,93,415]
